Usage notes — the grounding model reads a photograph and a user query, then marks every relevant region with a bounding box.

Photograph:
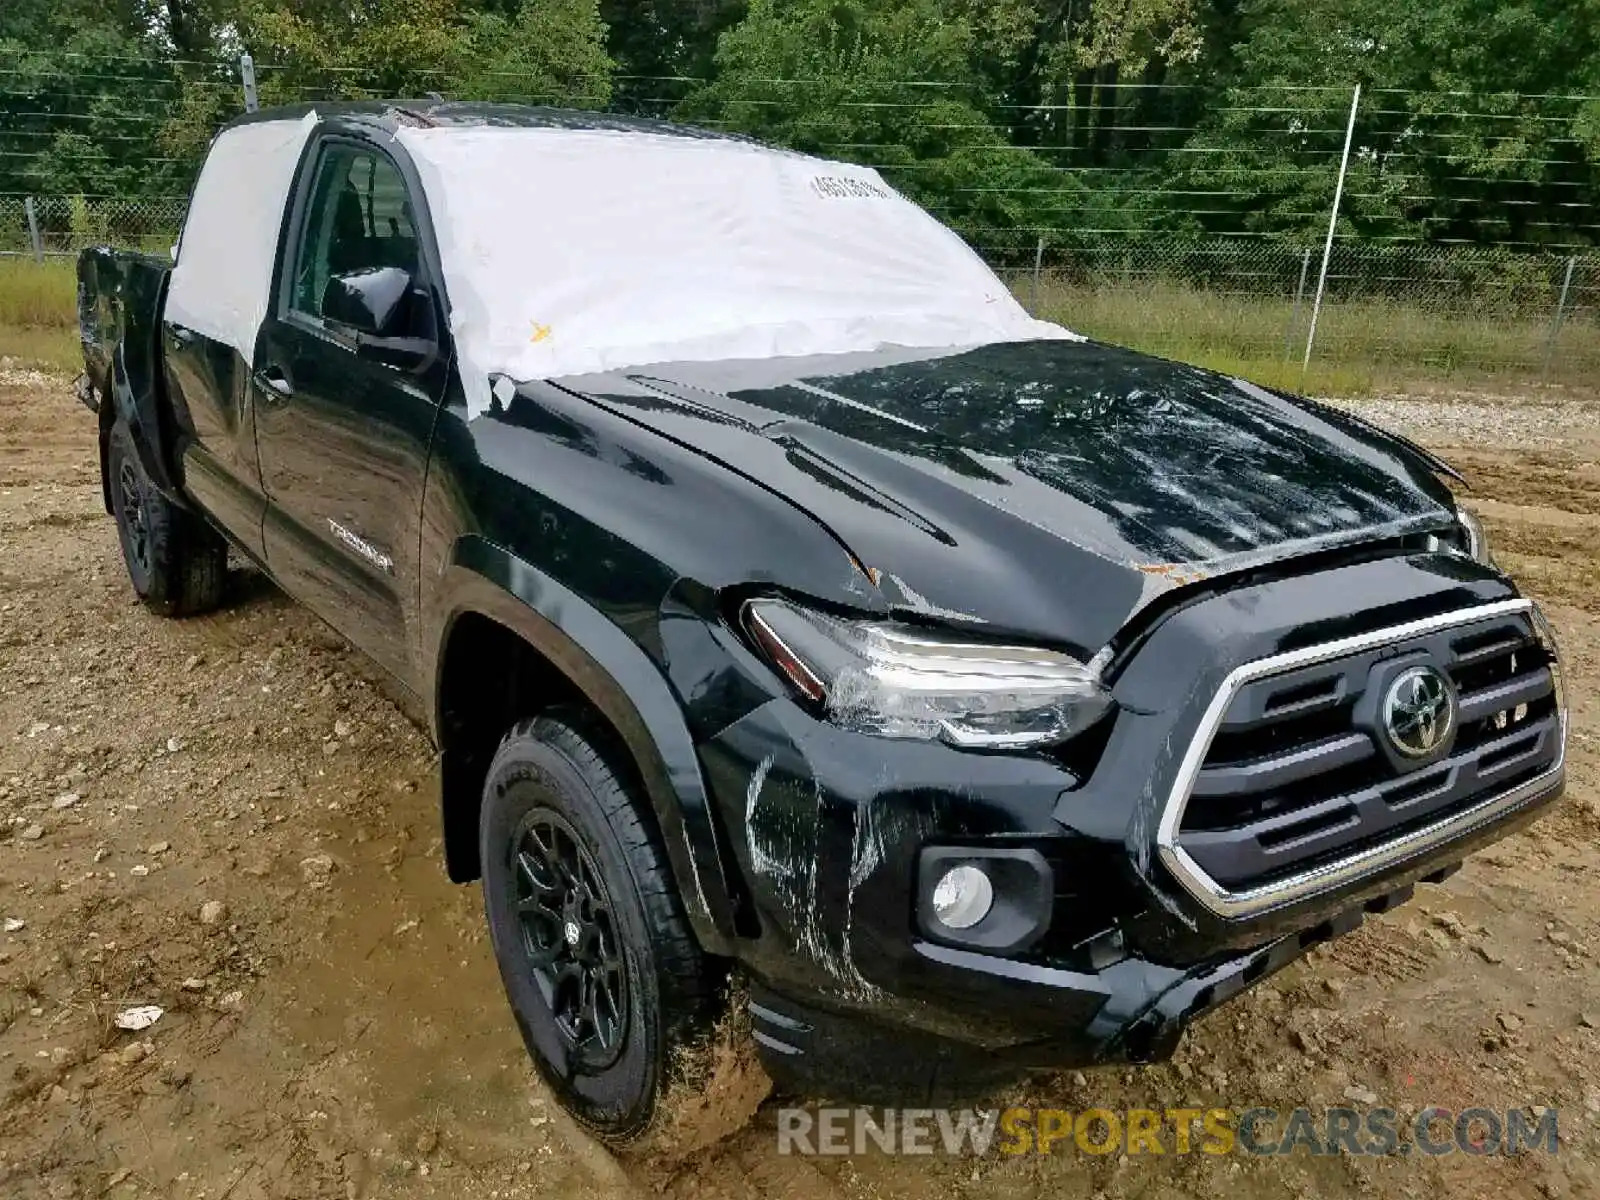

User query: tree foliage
[3,0,1600,251]
[676,0,1152,254]
[1167,0,1600,243]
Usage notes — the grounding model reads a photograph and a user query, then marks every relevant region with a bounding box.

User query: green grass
[0,325,80,371]
[3,256,1596,395]
[0,257,80,372]
[1025,277,1600,397]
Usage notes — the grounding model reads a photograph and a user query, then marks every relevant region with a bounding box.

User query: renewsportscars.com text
[776,1106,1560,1158]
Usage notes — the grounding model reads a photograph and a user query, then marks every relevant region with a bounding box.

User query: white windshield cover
[166,113,317,358]
[396,126,1077,418]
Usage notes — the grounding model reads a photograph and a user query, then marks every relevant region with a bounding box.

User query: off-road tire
[107,419,227,617]
[479,710,721,1145]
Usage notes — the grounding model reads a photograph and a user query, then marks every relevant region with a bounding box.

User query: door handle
[253,365,295,402]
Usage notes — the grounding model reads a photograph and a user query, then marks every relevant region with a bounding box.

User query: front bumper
[744,875,1406,1101]
[734,760,1561,1103]
[690,554,1566,1099]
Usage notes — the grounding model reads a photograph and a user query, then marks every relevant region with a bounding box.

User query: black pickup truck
[78,101,1566,1143]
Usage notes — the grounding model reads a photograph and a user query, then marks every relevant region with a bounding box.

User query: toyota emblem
[1382,665,1456,759]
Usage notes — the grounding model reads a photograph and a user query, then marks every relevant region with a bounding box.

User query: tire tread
[481,710,725,1143]
[172,513,228,616]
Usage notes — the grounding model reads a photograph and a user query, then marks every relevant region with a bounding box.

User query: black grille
[1176,612,1560,891]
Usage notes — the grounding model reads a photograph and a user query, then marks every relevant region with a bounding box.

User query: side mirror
[322,266,437,371]
[322,266,414,338]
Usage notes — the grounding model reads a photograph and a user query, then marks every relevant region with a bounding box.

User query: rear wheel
[479,711,720,1144]
[107,419,227,617]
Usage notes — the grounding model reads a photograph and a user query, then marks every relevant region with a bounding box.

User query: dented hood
[551,340,1460,654]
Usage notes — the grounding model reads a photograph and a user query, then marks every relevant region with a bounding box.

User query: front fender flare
[428,535,739,954]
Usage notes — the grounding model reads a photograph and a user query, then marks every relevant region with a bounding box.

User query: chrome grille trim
[1156,599,1565,919]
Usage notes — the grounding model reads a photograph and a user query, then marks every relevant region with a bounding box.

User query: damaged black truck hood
[550,339,1462,655]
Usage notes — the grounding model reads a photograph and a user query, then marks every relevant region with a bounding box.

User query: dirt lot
[1,366,1598,1200]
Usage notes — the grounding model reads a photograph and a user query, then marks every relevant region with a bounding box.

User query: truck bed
[77,246,183,504]
[78,245,172,412]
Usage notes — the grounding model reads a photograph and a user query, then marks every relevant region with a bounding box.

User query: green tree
[7,0,1600,253]
[1,14,191,200]
[158,0,615,176]
[986,0,1202,156]
[452,0,616,104]
[1167,0,1600,244]
[678,0,1114,259]
[599,1,745,113]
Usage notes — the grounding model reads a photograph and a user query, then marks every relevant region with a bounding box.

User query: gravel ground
[1329,390,1600,449]
[2,368,1598,1200]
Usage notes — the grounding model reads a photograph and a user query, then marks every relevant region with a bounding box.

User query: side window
[290,145,420,320]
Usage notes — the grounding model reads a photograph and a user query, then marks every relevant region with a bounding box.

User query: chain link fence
[1,194,185,258]
[5,59,1600,393]
[994,240,1600,388]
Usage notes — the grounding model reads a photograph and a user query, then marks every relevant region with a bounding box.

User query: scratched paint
[745,758,883,1001]
[837,801,890,1000]
[881,573,987,624]
[847,800,886,893]
[743,753,791,881]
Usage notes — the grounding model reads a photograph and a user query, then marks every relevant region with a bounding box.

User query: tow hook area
[1111,877,1439,1064]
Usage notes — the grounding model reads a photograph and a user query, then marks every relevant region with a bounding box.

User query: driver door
[253,137,449,692]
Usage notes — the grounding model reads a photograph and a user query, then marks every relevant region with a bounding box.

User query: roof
[222,101,747,144]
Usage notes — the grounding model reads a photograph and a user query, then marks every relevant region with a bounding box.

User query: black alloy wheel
[508,807,628,1068]
[115,458,153,581]
[105,418,228,616]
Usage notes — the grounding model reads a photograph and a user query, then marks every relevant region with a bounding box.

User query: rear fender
[104,342,186,505]
[79,248,186,507]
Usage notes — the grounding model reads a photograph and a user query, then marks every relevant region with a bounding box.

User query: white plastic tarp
[396,127,1077,418]
[165,113,317,359]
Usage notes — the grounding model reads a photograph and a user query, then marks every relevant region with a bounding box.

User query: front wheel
[479,711,720,1144]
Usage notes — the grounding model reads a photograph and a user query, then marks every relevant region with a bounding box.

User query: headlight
[741,598,1111,748]
[1457,505,1491,564]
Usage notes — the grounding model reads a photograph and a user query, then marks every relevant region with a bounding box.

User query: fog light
[931,865,994,929]
[918,847,1052,953]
